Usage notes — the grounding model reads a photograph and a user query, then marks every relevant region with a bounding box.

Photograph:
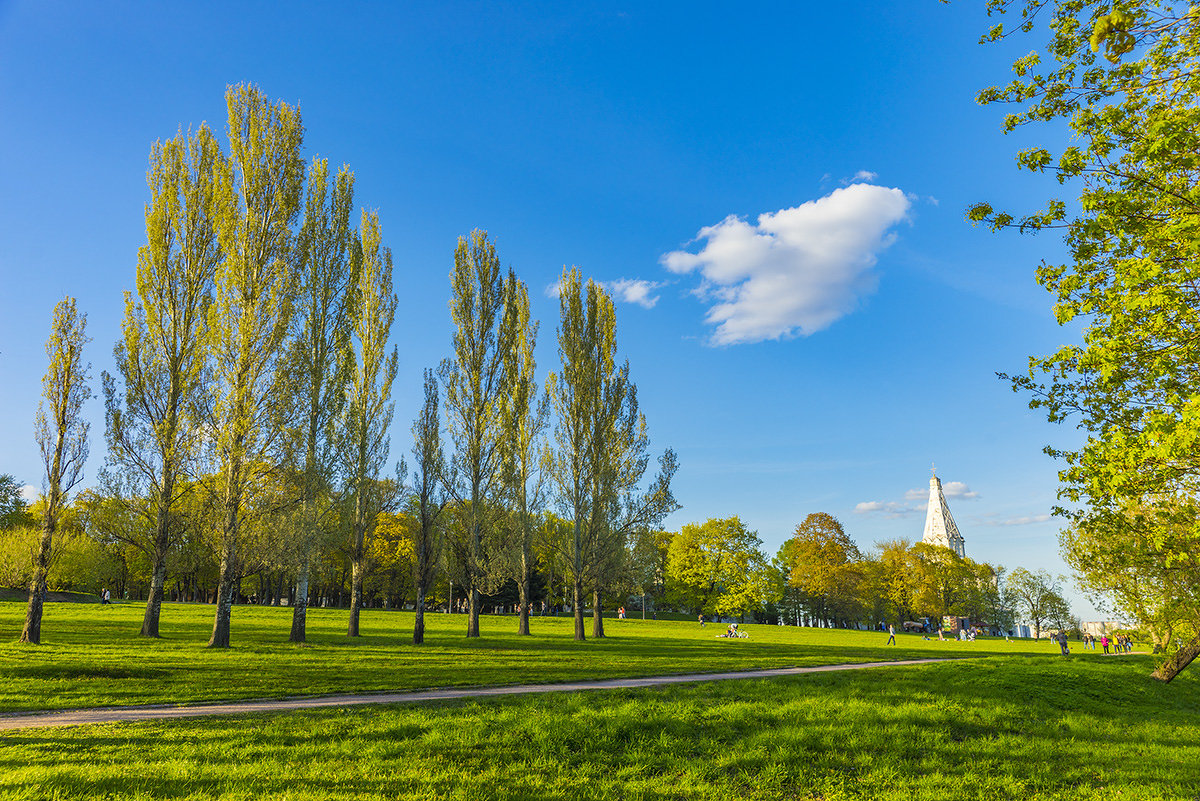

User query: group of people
[1081,633,1133,654]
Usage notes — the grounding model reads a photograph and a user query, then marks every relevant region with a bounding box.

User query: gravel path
[0,658,952,732]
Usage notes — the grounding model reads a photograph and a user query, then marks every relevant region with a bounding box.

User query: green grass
[1,656,1195,800]
[0,601,1063,712]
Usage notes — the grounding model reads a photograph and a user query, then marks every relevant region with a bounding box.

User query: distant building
[922,469,966,558]
[1081,620,1128,637]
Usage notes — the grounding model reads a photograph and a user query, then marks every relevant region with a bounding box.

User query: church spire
[922,468,966,557]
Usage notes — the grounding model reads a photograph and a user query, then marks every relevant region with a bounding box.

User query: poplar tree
[22,297,91,644]
[287,158,356,643]
[498,271,548,636]
[205,84,304,648]
[340,210,398,638]
[440,229,511,638]
[548,268,678,641]
[103,124,228,638]
[411,368,447,644]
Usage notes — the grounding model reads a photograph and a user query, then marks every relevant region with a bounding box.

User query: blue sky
[0,2,1101,615]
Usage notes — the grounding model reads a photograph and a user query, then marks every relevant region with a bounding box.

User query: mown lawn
[0,601,1069,712]
[0,655,1194,800]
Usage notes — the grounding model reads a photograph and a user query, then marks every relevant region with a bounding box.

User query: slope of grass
[0,601,1066,712]
[1,656,1194,800]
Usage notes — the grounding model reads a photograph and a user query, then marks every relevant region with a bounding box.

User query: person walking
[886,624,896,645]
[698,613,705,627]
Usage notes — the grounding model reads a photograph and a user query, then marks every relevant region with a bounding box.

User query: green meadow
[3,602,1196,800]
[2,601,1051,712]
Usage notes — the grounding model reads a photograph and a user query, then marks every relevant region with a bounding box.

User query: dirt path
[0,658,952,732]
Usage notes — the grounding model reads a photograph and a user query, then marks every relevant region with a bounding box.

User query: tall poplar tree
[205,84,304,648]
[548,268,677,641]
[340,210,398,638]
[411,368,447,644]
[287,158,356,643]
[103,124,229,638]
[440,229,511,638]
[22,297,91,645]
[498,271,548,636]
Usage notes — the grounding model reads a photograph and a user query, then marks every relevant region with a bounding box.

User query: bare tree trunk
[348,558,364,637]
[592,588,605,638]
[141,481,173,637]
[20,521,54,644]
[414,584,427,645]
[573,577,585,641]
[290,567,309,642]
[518,547,530,636]
[1152,633,1200,682]
[207,546,237,648]
[468,586,480,637]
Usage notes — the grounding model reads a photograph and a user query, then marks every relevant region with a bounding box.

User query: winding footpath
[0,658,951,732]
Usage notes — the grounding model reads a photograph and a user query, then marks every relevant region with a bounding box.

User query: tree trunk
[20,519,54,645]
[140,482,174,637]
[290,567,310,643]
[1152,632,1200,683]
[467,585,480,637]
[518,547,530,636]
[414,584,427,645]
[573,576,585,641]
[592,588,605,638]
[207,546,236,648]
[348,557,364,637]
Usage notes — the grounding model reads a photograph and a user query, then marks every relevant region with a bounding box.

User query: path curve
[0,658,952,732]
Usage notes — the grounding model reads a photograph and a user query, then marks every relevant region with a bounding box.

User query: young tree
[498,272,549,636]
[22,297,91,644]
[339,210,399,638]
[0,474,33,530]
[204,84,304,648]
[287,158,356,643]
[104,123,228,638]
[972,1,1200,679]
[1007,567,1066,639]
[780,513,864,626]
[548,268,678,640]
[440,229,511,638]
[410,369,447,644]
[666,516,767,619]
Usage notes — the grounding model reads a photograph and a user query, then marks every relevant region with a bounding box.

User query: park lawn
[0,601,1062,712]
[0,655,1195,800]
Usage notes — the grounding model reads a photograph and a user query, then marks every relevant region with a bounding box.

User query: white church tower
[922,468,966,558]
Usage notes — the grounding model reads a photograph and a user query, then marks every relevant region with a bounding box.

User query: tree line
[4,84,676,647]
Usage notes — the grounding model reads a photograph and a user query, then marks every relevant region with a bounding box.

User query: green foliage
[977,0,1200,678]
[778,513,863,625]
[667,516,773,617]
[0,475,32,530]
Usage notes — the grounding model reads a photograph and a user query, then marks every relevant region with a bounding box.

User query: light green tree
[548,267,678,640]
[103,123,229,638]
[440,229,511,639]
[1007,567,1067,639]
[204,84,304,648]
[497,272,548,636]
[410,369,448,644]
[22,297,91,644]
[666,516,769,619]
[779,513,864,626]
[339,209,399,638]
[286,158,356,643]
[971,1,1200,679]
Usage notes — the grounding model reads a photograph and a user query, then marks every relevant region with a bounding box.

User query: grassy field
[0,655,1195,800]
[0,601,1063,712]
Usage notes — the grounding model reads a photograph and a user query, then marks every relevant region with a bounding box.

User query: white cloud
[979,514,1052,527]
[607,279,663,309]
[853,170,878,181]
[942,481,979,500]
[20,484,37,503]
[855,500,923,518]
[661,184,911,345]
[545,277,664,309]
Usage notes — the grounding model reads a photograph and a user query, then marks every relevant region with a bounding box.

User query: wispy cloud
[855,500,924,518]
[977,513,1052,527]
[861,480,978,518]
[661,183,911,345]
[852,169,877,182]
[545,277,664,309]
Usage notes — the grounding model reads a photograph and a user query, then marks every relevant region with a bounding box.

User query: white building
[922,470,966,558]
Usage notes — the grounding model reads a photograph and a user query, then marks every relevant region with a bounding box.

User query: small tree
[1007,567,1065,639]
[22,297,91,644]
[410,369,448,644]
